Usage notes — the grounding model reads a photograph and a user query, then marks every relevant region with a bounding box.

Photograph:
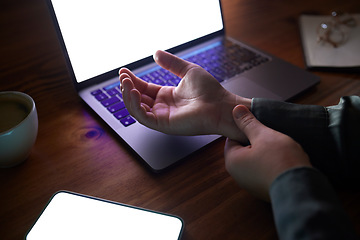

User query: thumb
[232,105,263,143]
[153,50,195,78]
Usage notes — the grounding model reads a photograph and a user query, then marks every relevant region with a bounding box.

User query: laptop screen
[50,0,224,83]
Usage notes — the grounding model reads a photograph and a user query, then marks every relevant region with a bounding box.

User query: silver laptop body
[47,0,319,172]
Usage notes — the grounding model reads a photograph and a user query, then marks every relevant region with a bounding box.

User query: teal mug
[0,91,38,167]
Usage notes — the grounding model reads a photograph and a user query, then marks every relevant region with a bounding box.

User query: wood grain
[1,0,359,239]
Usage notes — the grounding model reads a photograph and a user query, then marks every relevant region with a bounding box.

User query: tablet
[26,191,183,240]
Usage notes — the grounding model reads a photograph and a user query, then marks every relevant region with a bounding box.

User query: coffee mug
[0,91,38,167]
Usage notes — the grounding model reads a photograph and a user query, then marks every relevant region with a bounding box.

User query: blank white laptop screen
[51,0,223,83]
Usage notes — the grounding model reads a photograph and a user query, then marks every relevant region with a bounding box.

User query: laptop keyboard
[182,40,269,82]
[91,40,269,127]
[91,82,136,127]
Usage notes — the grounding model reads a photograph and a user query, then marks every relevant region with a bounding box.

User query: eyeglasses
[317,12,357,48]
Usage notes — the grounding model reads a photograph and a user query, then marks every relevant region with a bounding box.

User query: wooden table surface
[1,0,360,239]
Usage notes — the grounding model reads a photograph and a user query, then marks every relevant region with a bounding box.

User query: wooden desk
[1,0,359,239]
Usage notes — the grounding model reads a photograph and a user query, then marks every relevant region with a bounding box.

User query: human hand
[224,105,312,201]
[119,50,251,142]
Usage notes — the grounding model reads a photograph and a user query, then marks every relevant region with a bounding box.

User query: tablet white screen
[26,192,183,240]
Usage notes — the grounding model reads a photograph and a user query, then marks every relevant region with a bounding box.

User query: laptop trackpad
[223,76,282,100]
[120,123,219,172]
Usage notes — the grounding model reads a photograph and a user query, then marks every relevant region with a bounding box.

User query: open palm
[119,50,248,141]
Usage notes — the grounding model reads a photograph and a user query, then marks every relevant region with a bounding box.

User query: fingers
[124,82,157,127]
[118,67,159,127]
[119,68,145,114]
[154,50,197,78]
[119,68,147,93]
[232,105,264,144]
[120,75,140,114]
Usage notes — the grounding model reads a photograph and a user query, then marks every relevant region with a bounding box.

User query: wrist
[218,93,251,142]
[235,95,252,110]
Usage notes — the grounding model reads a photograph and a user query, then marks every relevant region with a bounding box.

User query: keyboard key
[141,75,152,82]
[101,96,119,107]
[150,71,160,78]
[95,93,108,101]
[120,116,136,126]
[114,108,130,119]
[158,68,168,76]
[151,78,165,85]
[106,88,120,96]
[108,101,125,113]
[91,89,103,95]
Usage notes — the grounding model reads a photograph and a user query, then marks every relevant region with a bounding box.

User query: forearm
[251,96,360,183]
[270,167,358,240]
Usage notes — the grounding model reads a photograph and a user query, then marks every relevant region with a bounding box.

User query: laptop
[47,0,319,172]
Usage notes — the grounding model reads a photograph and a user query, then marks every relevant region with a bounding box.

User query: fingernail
[153,51,160,62]
[233,105,248,119]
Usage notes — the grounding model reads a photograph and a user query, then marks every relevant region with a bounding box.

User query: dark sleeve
[251,96,360,184]
[270,167,358,240]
